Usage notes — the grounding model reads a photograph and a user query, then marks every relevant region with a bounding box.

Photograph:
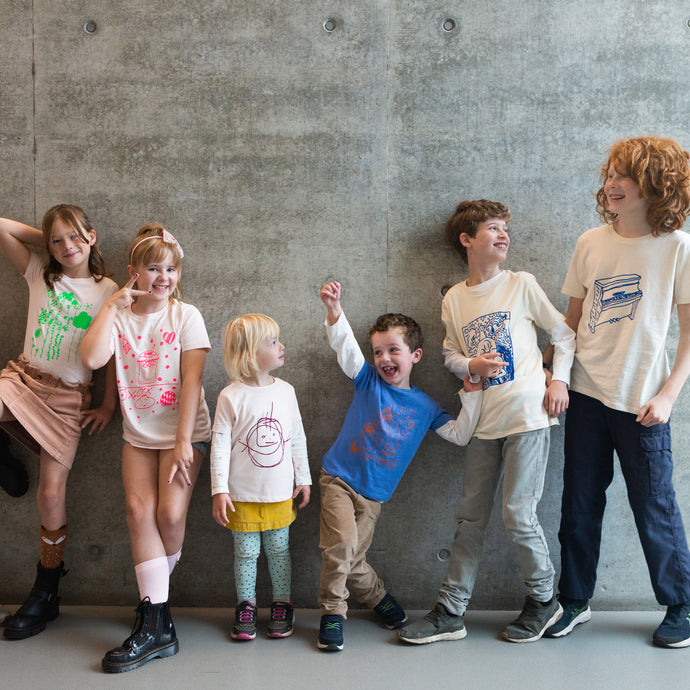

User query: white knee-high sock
[167,548,182,575]
[135,556,169,604]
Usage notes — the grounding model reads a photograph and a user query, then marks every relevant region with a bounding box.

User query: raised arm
[80,274,149,370]
[320,280,343,326]
[0,217,42,274]
[320,281,365,379]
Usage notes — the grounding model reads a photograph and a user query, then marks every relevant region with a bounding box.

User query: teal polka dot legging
[232,527,291,603]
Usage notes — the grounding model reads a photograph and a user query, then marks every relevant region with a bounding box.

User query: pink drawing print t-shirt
[110,300,212,449]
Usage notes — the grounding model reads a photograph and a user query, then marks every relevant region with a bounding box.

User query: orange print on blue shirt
[349,404,417,470]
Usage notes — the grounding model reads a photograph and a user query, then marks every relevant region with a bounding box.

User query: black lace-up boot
[102,597,178,673]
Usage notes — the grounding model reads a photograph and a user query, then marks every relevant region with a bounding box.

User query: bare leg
[122,444,202,564]
[122,444,166,564]
[37,449,69,530]
[156,447,202,556]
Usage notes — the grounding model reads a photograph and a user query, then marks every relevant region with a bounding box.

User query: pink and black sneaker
[267,601,294,638]
[231,601,257,641]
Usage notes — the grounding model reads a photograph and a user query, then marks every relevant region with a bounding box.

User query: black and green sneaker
[318,614,344,651]
[544,598,591,638]
[373,593,407,630]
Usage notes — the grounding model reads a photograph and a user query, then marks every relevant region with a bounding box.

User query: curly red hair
[596,136,690,236]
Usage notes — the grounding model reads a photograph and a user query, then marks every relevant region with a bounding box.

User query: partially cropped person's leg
[3,449,69,640]
[501,428,561,643]
[264,526,294,638]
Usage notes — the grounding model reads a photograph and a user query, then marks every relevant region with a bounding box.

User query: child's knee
[502,501,539,534]
[234,532,261,560]
[262,529,290,558]
[125,494,156,529]
[320,538,356,566]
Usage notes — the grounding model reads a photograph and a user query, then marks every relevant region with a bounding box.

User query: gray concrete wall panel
[1,1,689,610]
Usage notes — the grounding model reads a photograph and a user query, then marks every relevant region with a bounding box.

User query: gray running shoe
[502,596,563,643]
[544,598,591,638]
[398,603,467,644]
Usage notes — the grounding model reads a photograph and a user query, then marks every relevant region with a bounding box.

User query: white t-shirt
[441,270,570,439]
[210,378,311,503]
[110,301,212,448]
[23,251,118,384]
[563,224,690,414]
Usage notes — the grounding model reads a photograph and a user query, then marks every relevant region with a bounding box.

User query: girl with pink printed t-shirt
[0,205,117,641]
[81,223,211,673]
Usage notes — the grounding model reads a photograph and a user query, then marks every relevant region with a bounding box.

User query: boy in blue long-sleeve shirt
[317,280,482,651]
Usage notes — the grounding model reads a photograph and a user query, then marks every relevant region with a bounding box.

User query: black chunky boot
[0,430,29,497]
[3,561,66,640]
[102,598,179,673]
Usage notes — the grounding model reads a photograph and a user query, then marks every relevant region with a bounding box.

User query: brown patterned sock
[40,525,67,568]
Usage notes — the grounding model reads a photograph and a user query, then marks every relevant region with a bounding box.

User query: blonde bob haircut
[223,313,280,381]
[128,223,183,301]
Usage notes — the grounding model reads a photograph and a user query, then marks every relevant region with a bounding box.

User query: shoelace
[238,606,255,623]
[272,604,288,621]
[323,621,341,631]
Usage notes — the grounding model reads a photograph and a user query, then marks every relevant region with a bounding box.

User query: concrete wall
[1,1,689,610]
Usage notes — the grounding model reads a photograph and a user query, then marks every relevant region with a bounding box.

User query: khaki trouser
[318,471,386,617]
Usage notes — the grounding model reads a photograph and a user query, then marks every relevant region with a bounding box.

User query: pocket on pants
[638,425,673,496]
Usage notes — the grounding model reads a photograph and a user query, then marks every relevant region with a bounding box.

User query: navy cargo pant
[558,391,690,606]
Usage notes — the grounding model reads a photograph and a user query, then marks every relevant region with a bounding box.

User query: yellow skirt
[224,497,296,532]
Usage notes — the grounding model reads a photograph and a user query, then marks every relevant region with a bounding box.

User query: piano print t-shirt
[563,224,690,413]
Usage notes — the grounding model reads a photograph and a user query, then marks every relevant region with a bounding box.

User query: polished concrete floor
[0,606,686,689]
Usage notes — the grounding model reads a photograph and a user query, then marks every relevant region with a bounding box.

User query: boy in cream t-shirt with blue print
[400,199,575,645]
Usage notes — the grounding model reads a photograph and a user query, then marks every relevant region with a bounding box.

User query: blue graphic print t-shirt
[321,362,452,502]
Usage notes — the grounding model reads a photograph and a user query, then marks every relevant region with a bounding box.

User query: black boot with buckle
[102,597,179,673]
[3,561,67,639]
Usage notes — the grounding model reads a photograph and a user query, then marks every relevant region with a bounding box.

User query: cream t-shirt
[111,301,212,448]
[23,251,118,384]
[563,224,690,414]
[442,270,569,439]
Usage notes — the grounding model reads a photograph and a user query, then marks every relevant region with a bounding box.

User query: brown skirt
[0,356,91,469]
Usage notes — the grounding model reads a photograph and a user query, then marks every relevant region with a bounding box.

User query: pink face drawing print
[239,403,291,468]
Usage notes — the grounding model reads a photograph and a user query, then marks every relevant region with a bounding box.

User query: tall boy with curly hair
[544,136,690,648]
